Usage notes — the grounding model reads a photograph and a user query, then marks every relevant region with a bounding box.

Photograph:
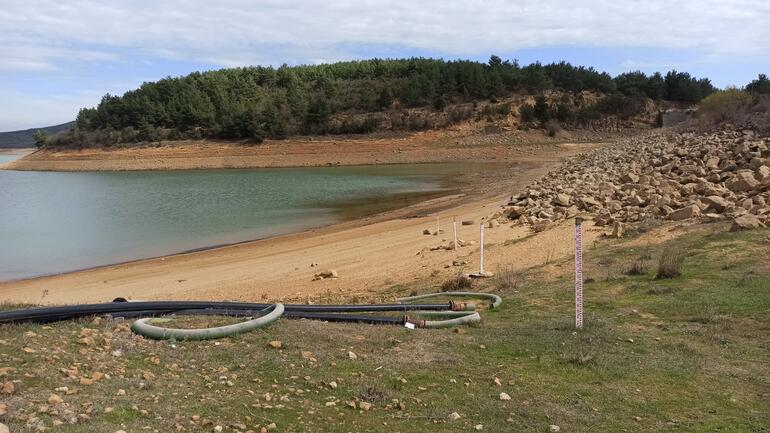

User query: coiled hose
[131,304,284,341]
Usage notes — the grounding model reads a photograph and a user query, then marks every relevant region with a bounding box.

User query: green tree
[533,95,551,122]
[32,130,48,148]
[745,74,770,94]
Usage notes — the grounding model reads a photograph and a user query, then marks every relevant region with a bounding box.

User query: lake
[0,159,466,281]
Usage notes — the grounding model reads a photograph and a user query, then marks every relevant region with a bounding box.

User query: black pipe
[111,309,405,326]
[0,301,450,324]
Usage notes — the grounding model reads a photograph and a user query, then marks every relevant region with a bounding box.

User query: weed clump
[494,265,520,290]
[441,273,473,291]
[626,257,649,276]
[545,119,561,137]
[656,247,684,279]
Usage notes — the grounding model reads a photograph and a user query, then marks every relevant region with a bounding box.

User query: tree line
[56,56,731,146]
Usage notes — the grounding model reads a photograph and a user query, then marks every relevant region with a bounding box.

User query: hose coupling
[450,301,476,311]
[405,317,425,328]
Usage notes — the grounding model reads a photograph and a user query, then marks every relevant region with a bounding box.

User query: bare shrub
[494,265,520,290]
[626,257,649,276]
[656,248,684,279]
[441,273,473,292]
[545,119,561,137]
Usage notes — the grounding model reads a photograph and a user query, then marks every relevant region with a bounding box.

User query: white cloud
[1,0,768,129]
[0,0,767,70]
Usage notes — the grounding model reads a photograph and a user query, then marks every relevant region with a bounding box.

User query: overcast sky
[1,0,769,131]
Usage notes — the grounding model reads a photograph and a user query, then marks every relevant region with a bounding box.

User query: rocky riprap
[506,128,770,233]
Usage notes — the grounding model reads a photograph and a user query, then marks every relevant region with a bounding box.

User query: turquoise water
[0,162,462,281]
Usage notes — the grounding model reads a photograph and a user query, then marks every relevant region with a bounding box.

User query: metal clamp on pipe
[450,301,477,311]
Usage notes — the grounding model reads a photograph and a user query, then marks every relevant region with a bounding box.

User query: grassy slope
[1,224,768,433]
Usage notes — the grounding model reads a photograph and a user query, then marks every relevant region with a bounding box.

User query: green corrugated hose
[397,291,503,309]
[131,304,284,341]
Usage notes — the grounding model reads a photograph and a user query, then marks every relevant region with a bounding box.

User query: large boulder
[668,204,701,221]
[702,195,731,212]
[726,171,760,192]
[552,193,572,207]
[730,215,764,231]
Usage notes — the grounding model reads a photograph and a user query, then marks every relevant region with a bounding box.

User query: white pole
[479,223,485,275]
[453,217,458,250]
[574,217,584,329]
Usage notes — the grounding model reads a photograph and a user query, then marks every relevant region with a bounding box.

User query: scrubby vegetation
[38,56,727,148]
[696,85,770,131]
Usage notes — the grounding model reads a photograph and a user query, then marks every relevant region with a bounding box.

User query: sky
[1,0,769,131]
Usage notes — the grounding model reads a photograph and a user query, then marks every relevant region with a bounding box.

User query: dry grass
[626,257,649,276]
[440,273,473,291]
[493,264,520,290]
[656,247,684,279]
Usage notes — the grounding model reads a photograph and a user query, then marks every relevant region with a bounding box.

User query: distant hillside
[45,56,719,148]
[0,121,75,148]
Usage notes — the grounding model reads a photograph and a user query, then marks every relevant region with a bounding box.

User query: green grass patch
[1,224,768,432]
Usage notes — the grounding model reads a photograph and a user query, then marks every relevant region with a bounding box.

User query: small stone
[1,382,14,395]
[114,430,127,433]
[0,402,6,416]
[493,377,501,386]
[611,221,625,238]
[347,351,358,360]
[214,426,223,433]
[266,422,277,430]
[447,412,462,421]
[328,381,337,389]
[358,401,372,411]
[475,424,484,431]
[548,425,560,432]
[116,389,126,396]
[0,423,9,433]
[267,340,282,349]
[499,392,511,401]
[47,394,64,405]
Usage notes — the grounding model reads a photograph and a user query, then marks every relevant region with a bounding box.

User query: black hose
[111,309,405,326]
[284,312,405,325]
[0,301,451,324]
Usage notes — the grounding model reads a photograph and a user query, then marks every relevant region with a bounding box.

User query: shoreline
[0,131,617,304]
[1,129,616,172]
[0,192,466,286]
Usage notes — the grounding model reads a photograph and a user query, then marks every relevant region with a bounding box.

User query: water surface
[0,162,465,281]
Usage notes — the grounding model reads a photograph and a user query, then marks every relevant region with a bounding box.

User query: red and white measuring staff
[574,217,584,329]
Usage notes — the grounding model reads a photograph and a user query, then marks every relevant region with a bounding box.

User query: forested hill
[51,57,718,147]
[0,121,75,148]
